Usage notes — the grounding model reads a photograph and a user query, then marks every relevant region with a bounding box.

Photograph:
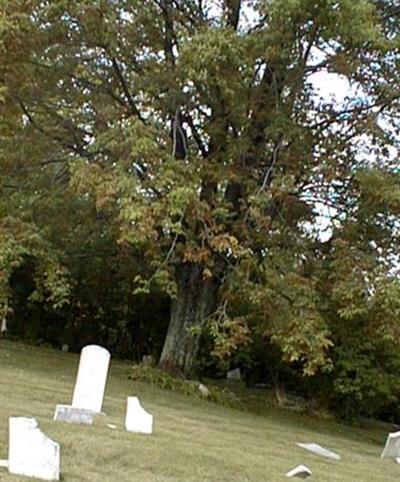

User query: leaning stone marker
[381,431,400,458]
[125,397,154,434]
[72,345,110,413]
[8,417,60,481]
[296,443,341,460]
[286,465,312,478]
[54,404,94,425]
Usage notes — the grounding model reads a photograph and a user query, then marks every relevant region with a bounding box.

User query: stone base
[54,405,94,425]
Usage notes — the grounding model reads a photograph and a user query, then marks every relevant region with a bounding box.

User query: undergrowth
[129,365,244,410]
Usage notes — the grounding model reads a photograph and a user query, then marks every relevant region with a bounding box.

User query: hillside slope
[0,340,397,481]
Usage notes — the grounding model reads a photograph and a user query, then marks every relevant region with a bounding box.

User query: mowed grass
[0,340,398,482]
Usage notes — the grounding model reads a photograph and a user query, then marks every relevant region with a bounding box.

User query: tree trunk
[158,264,218,378]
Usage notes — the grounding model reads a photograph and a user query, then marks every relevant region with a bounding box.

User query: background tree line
[0,0,399,420]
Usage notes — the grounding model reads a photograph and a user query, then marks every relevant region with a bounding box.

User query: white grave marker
[381,431,400,458]
[227,368,242,381]
[72,345,110,413]
[296,443,341,460]
[8,417,60,481]
[125,397,154,434]
[286,465,312,478]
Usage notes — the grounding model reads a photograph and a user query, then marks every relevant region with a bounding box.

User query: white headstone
[53,404,94,425]
[296,443,341,460]
[8,417,60,481]
[227,368,242,381]
[72,345,110,413]
[0,460,8,468]
[381,431,400,458]
[286,465,312,478]
[125,397,154,434]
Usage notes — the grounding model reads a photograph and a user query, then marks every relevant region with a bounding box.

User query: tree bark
[158,264,218,378]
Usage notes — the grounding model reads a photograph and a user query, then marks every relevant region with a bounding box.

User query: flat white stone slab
[54,404,94,425]
[286,464,312,478]
[72,345,110,413]
[125,397,154,434]
[9,417,60,481]
[296,443,341,460]
[381,431,400,458]
[0,459,8,468]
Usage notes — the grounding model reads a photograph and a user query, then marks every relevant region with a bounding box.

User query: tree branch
[110,57,145,122]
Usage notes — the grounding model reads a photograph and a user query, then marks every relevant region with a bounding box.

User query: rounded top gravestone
[72,345,111,413]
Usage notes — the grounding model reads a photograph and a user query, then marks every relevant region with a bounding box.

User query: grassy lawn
[0,339,398,481]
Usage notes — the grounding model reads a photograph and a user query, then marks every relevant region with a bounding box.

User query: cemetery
[0,1,399,481]
[0,339,400,481]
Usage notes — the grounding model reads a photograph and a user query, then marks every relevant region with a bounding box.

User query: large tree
[1,0,399,377]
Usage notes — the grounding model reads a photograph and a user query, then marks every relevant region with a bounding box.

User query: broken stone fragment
[286,464,312,478]
[8,417,60,481]
[125,397,154,434]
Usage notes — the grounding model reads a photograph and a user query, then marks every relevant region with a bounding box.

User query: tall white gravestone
[72,345,110,413]
[8,417,60,481]
[125,397,154,434]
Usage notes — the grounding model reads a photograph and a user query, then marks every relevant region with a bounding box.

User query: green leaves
[0,218,70,318]
[1,0,399,396]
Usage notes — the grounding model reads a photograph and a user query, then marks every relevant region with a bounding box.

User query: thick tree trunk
[158,264,218,378]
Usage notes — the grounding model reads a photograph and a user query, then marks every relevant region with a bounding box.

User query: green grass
[0,339,398,481]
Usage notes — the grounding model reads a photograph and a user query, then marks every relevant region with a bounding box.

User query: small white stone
[286,465,312,478]
[141,355,155,366]
[72,345,110,413]
[107,424,117,430]
[381,431,400,459]
[54,404,94,425]
[125,397,154,434]
[296,443,341,460]
[198,383,210,397]
[8,417,60,481]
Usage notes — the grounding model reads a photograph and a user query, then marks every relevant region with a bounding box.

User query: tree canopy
[1,0,399,418]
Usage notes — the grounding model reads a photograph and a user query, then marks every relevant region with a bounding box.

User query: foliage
[0,0,399,416]
[129,364,242,409]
